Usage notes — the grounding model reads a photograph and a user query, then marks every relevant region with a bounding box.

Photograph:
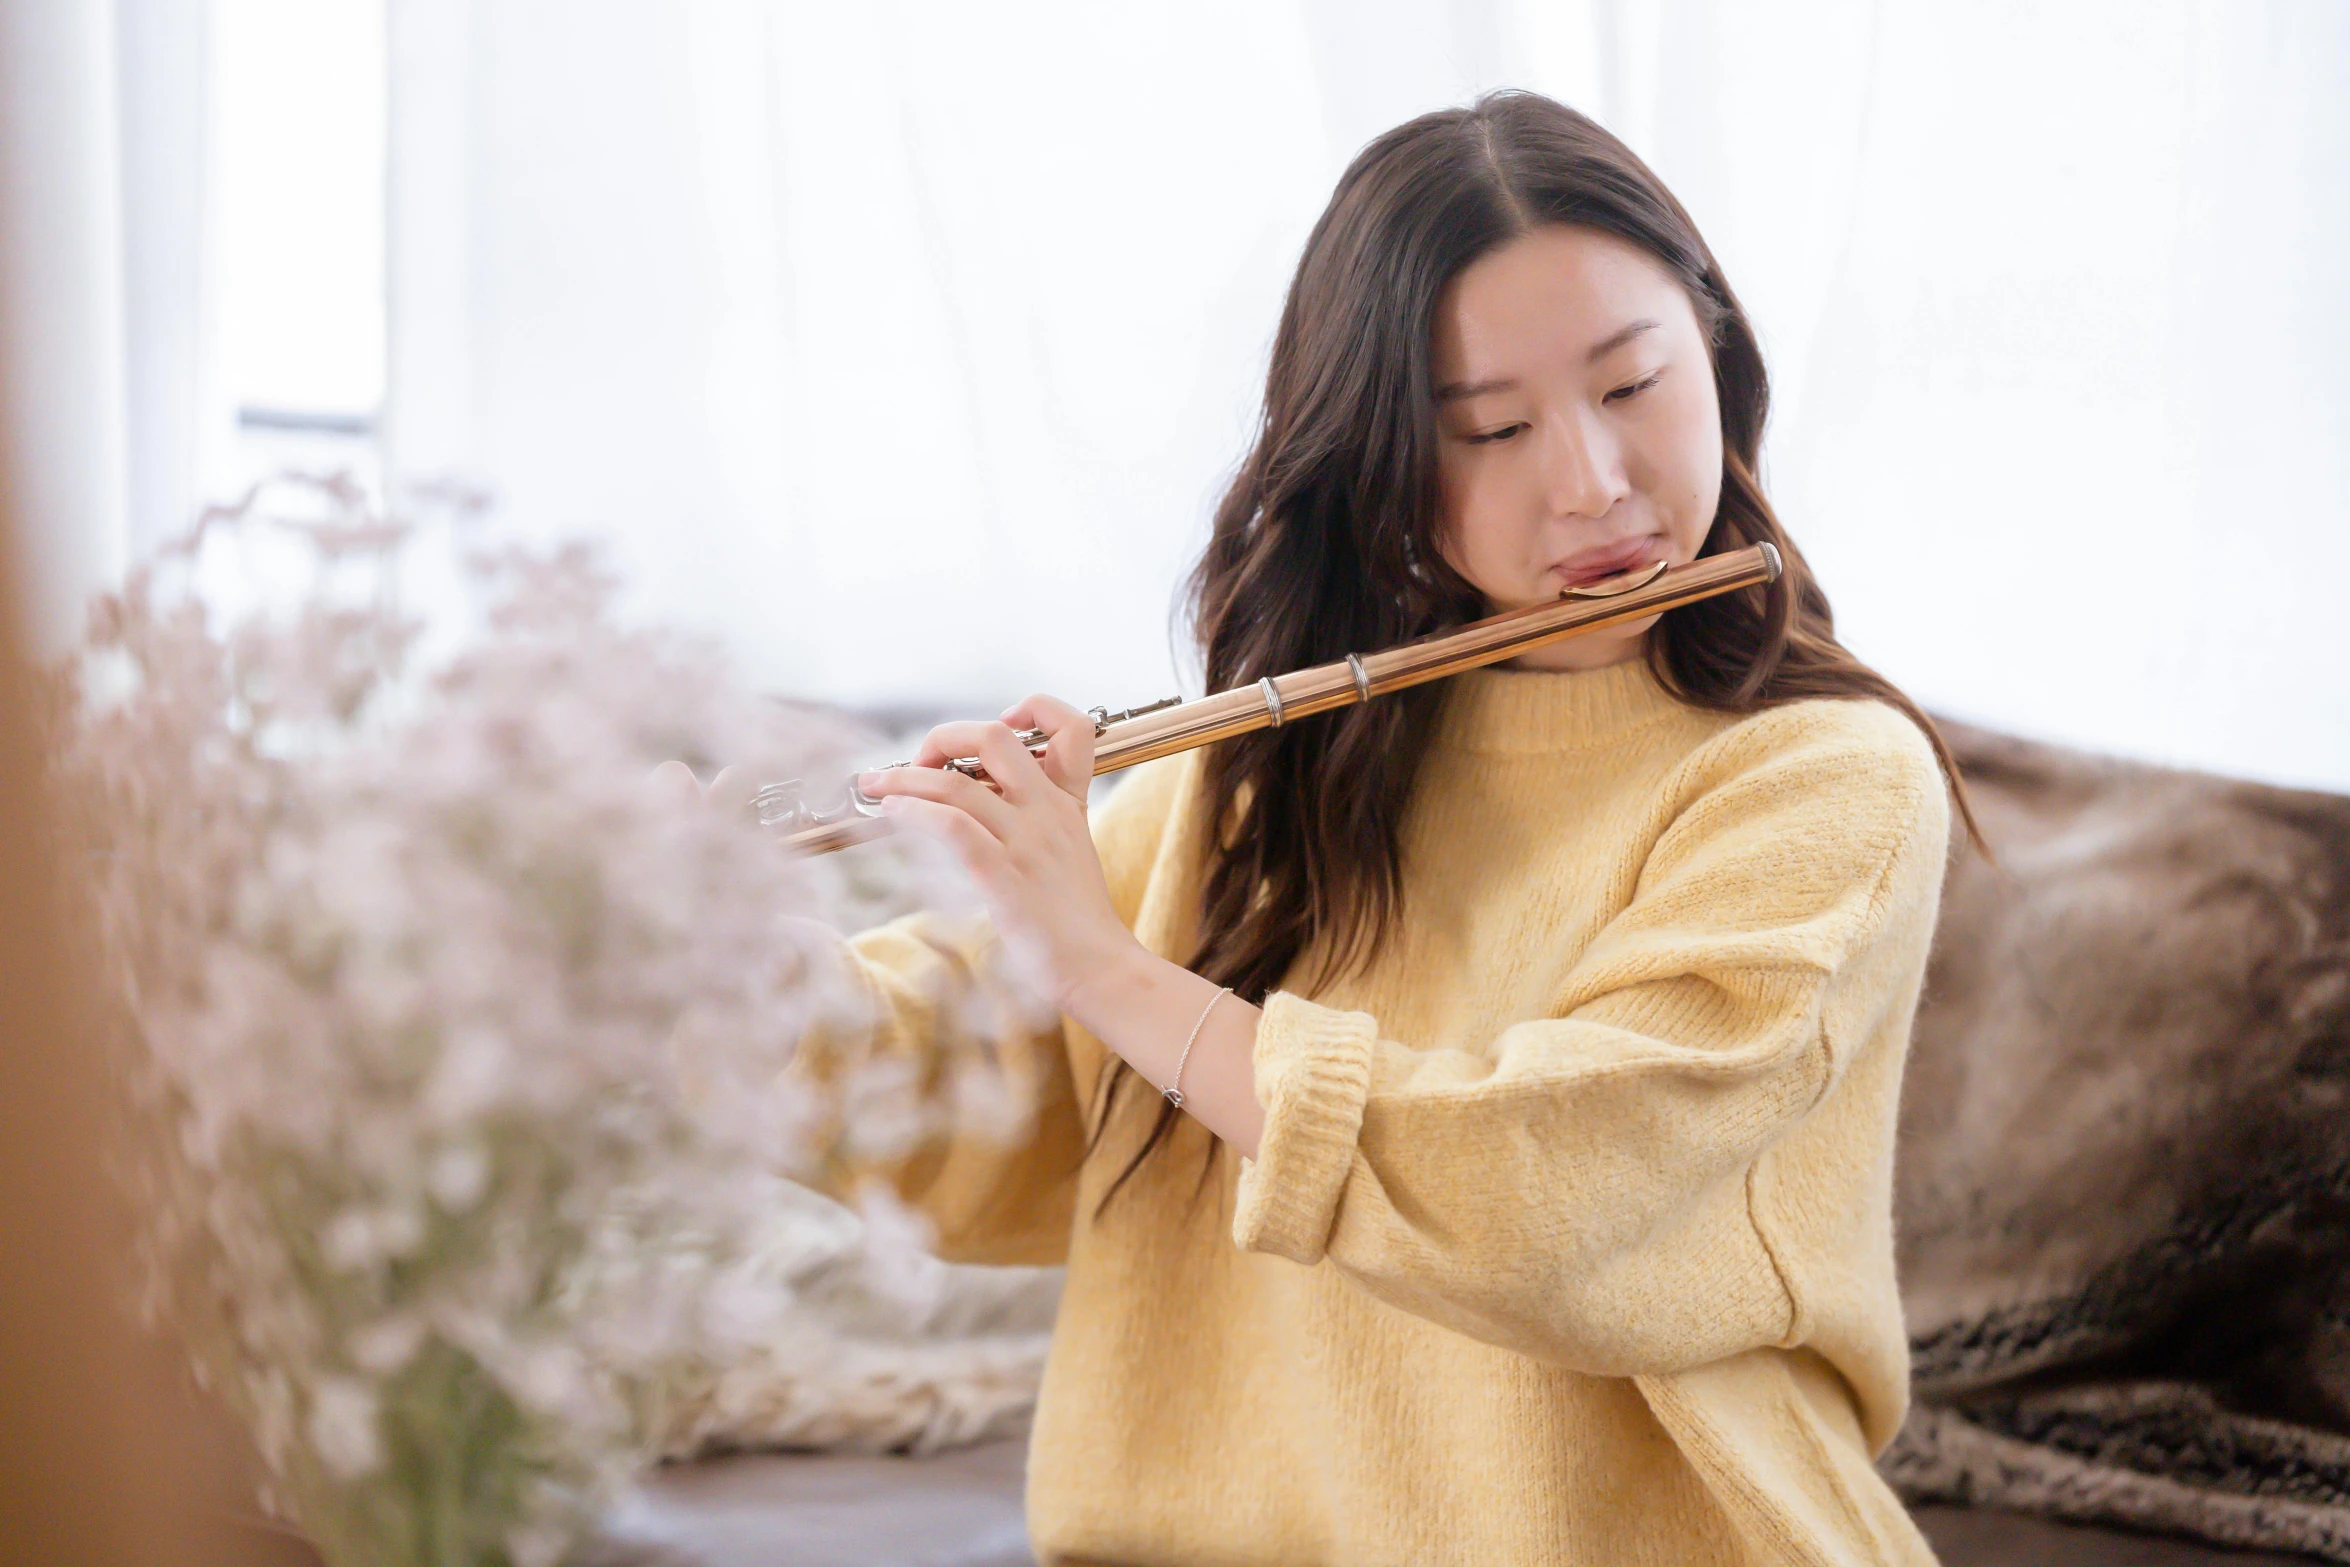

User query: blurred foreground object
[1889,723,2350,1560]
[0,430,260,1565]
[36,477,1024,1567]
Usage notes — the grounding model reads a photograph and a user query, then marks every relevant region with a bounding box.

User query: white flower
[505,1522,569,1567]
[306,1377,381,1481]
[348,1315,425,1375]
[319,1209,381,1275]
[425,1142,489,1212]
[500,1340,595,1425]
[854,1184,945,1318]
[319,1204,424,1273]
[420,1025,509,1123]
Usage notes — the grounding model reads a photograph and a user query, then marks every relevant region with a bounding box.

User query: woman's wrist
[1051,934,1265,1157]
[1056,933,1163,1030]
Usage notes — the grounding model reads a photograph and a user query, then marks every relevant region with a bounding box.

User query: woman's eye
[1465,423,1527,445]
[1605,372,1665,404]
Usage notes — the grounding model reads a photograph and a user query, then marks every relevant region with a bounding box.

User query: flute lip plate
[1558,558,1671,598]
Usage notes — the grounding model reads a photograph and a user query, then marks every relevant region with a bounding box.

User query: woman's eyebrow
[1436,376,1516,402]
[1585,318,1662,362]
[1437,319,1667,401]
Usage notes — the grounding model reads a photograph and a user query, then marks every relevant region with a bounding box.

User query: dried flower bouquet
[45,477,1023,1567]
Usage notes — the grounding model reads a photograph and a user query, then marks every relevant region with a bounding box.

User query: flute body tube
[771,543,1781,858]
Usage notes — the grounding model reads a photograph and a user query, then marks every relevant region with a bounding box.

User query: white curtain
[381,0,1521,717]
[0,0,132,653]
[1635,2,2350,793]
[378,0,2350,790]
[59,0,2336,794]
[2,0,225,650]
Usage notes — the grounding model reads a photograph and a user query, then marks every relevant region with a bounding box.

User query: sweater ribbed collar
[1440,655,1690,755]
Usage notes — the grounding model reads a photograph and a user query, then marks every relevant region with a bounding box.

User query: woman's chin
[1503,616,1657,672]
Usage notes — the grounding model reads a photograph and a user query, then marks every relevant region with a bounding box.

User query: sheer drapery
[0,0,132,653]
[1644,3,2350,792]
[380,0,2350,790]
[24,1,2347,785]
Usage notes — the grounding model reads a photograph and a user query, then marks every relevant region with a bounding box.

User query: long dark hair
[1087,90,1981,1208]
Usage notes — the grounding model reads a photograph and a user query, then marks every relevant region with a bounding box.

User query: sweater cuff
[1231,991,1376,1264]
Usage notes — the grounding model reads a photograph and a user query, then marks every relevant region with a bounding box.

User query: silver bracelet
[1163,986,1232,1110]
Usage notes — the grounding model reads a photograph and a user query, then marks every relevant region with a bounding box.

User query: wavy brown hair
[1087,90,1981,1208]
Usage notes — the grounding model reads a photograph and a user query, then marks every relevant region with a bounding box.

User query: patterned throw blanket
[1882,723,2350,1560]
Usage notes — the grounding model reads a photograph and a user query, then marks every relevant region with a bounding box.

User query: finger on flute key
[913,718,1028,770]
[855,758,1019,839]
[1000,694,1098,801]
[968,721,1056,804]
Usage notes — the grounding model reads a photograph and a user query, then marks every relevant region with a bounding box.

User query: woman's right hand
[855,696,1141,1010]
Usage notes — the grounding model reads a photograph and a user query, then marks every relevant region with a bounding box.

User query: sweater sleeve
[1231,704,1950,1378]
[800,756,1190,1267]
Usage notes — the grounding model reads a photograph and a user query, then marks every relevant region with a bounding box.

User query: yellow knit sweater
[831,657,1951,1566]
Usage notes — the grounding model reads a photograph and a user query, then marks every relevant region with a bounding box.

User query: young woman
[840,91,1969,1566]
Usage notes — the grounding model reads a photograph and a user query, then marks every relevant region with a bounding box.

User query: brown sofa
[1884,722,2349,1558]
[578,1441,2319,1565]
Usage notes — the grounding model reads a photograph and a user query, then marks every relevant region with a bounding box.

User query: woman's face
[1428,223,1725,671]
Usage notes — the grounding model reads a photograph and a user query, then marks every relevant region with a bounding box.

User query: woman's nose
[1541,411,1629,520]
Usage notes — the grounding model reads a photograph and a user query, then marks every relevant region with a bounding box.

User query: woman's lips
[1553,535,1664,588]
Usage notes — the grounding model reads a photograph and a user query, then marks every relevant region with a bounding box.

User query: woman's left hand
[856,695,1142,1008]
